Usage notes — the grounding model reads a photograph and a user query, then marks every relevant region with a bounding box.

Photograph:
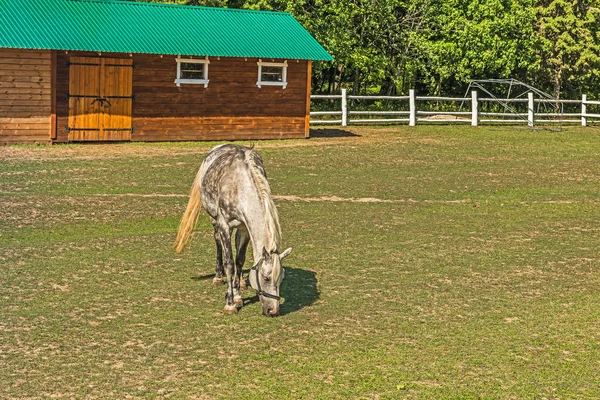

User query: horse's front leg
[235,227,250,293]
[217,225,238,314]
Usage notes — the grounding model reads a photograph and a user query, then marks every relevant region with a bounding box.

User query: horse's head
[249,247,292,317]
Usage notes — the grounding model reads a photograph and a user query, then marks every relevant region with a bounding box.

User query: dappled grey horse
[174,144,292,316]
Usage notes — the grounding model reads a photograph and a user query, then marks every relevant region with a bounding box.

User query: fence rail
[310,89,600,127]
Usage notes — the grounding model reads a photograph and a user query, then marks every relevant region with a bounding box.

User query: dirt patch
[61,193,472,204]
[272,195,472,204]
[420,114,470,121]
[273,195,395,203]
[0,126,448,162]
[89,193,187,198]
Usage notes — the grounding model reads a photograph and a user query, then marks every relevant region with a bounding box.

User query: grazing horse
[174,144,292,316]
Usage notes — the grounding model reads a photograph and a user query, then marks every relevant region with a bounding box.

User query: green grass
[2,125,600,399]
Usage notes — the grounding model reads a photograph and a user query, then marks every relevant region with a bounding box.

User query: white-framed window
[256,60,287,89]
[175,56,209,87]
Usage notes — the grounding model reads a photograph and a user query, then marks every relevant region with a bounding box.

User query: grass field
[2,125,600,399]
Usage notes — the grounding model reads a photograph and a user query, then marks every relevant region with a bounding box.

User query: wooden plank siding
[55,53,309,142]
[305,60,312,138]
[0,49,53,144]
[55,52,70,143]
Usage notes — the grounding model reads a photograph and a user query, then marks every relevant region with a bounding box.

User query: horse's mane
[244,148,281,254]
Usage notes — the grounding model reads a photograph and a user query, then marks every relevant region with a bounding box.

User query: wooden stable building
[0,0,332,145]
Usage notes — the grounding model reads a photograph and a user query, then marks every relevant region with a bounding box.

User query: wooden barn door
[68,57,100,141]
[100,58,133,141]
[68,57,133,141]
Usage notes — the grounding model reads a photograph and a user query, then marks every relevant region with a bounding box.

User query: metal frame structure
[462,79,561,129]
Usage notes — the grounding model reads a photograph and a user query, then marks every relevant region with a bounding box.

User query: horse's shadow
[279,266,319,315]
[192,266,319,316]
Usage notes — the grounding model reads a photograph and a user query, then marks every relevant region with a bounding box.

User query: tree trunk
[327,66,336,94]
[379,75,395,96]
[553,70,561,114]
[318,72,325,93]
[352,67,361,95]
[335,63,345,92]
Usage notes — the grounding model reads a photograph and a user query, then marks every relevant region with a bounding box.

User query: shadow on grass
[192,266,318,315]
[279,266,319,316]
[191,273,217,282]
[309,129,359,138]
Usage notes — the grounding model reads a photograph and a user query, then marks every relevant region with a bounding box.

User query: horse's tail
[173,167,203,253]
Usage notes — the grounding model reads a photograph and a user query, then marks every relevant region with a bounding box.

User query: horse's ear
[280,248,292,260]
[262,247,270,260]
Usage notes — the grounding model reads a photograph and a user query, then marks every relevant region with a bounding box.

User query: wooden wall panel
[55,52,70,143]
[0,49,52,144]
[305,60,312,138]
[131,55,308,141]
[55,53,310,142]
[132,116,305,142]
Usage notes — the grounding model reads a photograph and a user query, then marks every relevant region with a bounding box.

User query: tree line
[154,0,600,99]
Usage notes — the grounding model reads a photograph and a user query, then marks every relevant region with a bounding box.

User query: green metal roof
[0,0,333,61]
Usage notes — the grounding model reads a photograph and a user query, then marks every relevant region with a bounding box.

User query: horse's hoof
[239,280,247,291]
[233,296,243,306]
[212,277,224,286]
[223,305,238,314]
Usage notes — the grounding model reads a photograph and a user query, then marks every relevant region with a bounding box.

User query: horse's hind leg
[235,227,250,293]
[216,224,238,314]
[212,227,225,286]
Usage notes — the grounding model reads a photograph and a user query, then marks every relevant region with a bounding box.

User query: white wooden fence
[310,89,600,127]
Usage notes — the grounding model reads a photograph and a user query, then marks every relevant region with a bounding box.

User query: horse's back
[200,144,262,221]
[202,144,243,173]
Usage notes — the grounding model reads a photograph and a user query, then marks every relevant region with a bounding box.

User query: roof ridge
[66,0,291,16]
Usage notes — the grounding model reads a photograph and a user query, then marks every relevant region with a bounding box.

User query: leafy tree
[534,0,600,99]
[283,0,430,95]
[419,0,537,95]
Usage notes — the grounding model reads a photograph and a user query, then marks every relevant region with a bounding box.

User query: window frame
[256,59,288,89]
[175,56,210,87]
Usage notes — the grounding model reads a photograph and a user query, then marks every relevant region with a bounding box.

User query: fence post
[409,89,416,126]
[341,88,347,127]
[527,92,534,127]
[471,90,478,127]
[581,94,587,127]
